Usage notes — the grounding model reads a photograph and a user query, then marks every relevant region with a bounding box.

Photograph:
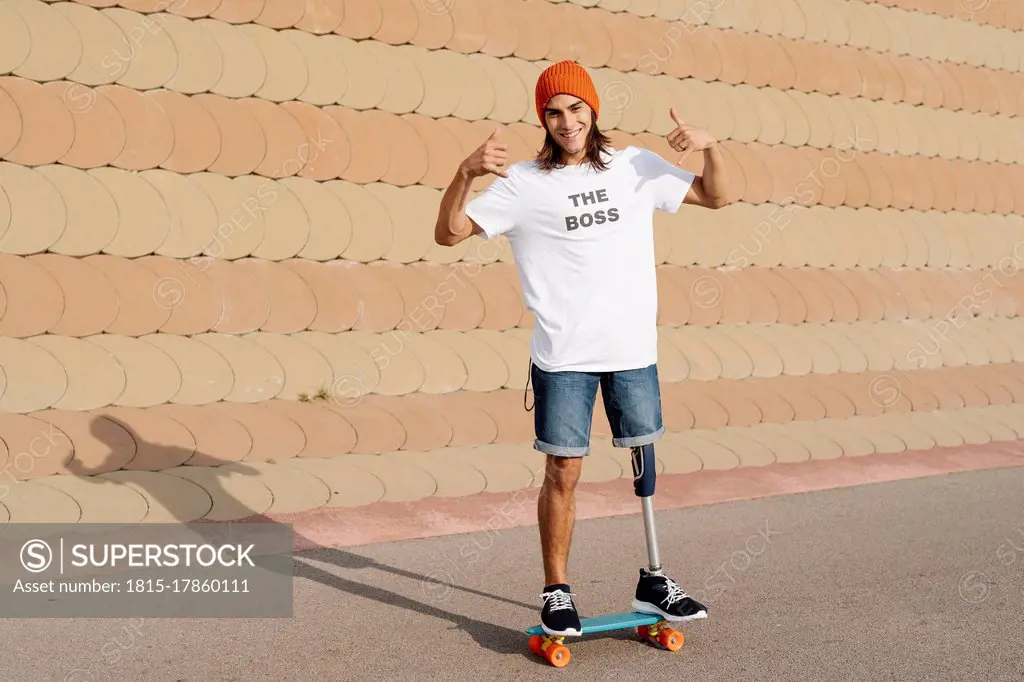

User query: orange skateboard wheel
[546,643,570,667]
[528,634,571,667]
[528,635,543,656]
[659,628,684,652]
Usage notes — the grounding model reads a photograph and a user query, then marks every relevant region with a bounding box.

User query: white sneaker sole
[541,624,582,637]
[632,599,708,623]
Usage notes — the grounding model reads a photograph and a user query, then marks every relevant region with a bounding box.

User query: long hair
[534,120,614,173]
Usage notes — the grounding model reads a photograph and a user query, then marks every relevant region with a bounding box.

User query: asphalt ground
[1,466,1022,681]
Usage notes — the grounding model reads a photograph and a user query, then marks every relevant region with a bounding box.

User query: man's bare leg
[537,454,583,586]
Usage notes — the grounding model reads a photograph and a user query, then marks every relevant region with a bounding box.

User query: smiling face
[542,94,594,163]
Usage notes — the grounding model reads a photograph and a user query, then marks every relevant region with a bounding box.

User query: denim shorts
[527,362,665,457]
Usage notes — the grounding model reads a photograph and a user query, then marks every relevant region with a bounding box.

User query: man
[433,61,731,636]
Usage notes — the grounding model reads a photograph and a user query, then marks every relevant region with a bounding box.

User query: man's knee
[543,455,582,492]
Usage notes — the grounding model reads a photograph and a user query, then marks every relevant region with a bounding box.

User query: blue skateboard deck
[526,611,685,667]
[526,611,664,636]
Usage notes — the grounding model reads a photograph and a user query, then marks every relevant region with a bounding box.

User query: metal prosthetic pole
[631,444,662,574]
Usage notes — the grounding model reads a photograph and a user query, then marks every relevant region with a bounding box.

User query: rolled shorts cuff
[533,440,589,457]
[611,425,665,448]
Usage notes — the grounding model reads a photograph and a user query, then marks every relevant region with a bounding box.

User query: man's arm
[683,143,731,209]
[434,165,484,247]
[434,127,508,247]
[665,107,732,210]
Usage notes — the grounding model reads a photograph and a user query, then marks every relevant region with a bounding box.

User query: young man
[433,61,731,636]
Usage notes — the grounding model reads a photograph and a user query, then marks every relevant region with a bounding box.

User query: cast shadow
[59,416,539,656]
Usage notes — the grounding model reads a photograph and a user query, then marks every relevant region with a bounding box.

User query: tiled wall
[0,0,1022,523]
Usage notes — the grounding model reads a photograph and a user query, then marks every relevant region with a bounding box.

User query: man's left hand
[667,107,717,163]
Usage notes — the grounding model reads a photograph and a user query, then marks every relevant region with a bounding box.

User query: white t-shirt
[465,145,695,373]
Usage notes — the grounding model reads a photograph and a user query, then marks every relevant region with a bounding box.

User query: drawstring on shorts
[524,359,535,412]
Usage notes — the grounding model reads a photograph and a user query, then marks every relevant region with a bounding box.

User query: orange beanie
[535,61,600,123]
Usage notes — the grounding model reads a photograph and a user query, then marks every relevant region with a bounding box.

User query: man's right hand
[460,127,509,178]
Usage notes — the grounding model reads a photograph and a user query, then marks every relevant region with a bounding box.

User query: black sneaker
[632,568,708,622]
[540,584,582,636]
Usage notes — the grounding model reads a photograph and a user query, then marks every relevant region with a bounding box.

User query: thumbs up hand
[461,126,510,178]
[667,107,717,164]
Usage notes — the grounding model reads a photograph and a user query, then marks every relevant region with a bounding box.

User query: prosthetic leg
[631,443,662,573]
[629,443,684,651]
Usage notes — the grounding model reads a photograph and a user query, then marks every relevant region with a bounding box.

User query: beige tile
[141,332,233,404]
[428,329,507,392]
[283,31,348,105]
[242,22,309,102]
[103,7,178,89]
[215,401,306,461]
[162,12,225,94]
[193,332,285,402]
[284,177,352,260]
[329,164,393,256]
[240,460,332,515]
[196,16,267,97]
[150,402,253,466]
[1,478,80,523]
[246,332,333,401]
[403,332,470,394]
[283,456,387,508]
[371,42,427,115]
[144,169,219,259]
[89,334,182,408]
[7,0,80,81]
[36,472,148,523]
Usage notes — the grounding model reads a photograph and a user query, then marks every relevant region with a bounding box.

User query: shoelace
[661,579,690,607]
[541,590,575,612]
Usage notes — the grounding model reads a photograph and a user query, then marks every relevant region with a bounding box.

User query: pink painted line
[245,439,1024,551]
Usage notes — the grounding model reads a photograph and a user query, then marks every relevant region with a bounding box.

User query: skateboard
[526,611,684,668]
[525,445,687,668]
